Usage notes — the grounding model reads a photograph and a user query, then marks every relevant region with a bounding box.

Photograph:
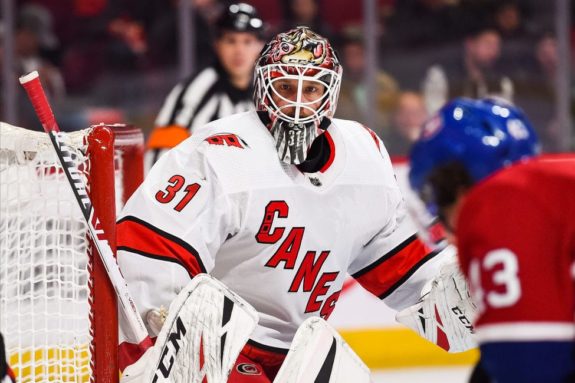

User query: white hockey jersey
[117,111,445,364]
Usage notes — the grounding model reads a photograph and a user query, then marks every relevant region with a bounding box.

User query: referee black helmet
[215,3,265,39]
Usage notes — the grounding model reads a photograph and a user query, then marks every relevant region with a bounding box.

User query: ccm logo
[451,307,474,333]
[153,317,187,382]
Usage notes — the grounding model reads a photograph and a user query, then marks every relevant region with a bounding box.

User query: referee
[147,3,265,167]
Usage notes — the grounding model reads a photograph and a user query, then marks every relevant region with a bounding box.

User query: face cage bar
[256,63,342,125]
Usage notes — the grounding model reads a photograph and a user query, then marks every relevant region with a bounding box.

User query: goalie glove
[395,256,477,353]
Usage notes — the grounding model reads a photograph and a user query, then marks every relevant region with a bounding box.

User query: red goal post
[0,122,144,383]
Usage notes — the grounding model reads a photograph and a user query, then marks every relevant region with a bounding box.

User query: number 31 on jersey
[155,175,201,212]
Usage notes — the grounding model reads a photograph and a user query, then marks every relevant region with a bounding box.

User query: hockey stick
[19,71,152,351]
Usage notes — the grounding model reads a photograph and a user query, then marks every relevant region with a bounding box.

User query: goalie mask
[254,26,342,164]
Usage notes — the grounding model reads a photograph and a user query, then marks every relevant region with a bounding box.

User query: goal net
[0,122,144,383]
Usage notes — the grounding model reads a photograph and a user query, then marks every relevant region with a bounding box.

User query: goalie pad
[396,257,477,353]
[273,317,370,383]
[121,274,259,383]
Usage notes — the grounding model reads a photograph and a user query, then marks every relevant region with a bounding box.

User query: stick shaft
[19,71,151,346]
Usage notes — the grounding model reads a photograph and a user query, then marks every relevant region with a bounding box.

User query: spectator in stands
[281,0,335,42]
[513,32,564,152]
[15,4,65,100]
[146,3,265,168]
[18,4,61,65]
[146,0,223,70]
[8,4,66,130]
[335,28,399,137]
[421,26,513,114]
[386,91,428,157]
[385,0,462,49]
[58,0,151,93]
[492,0,533,41]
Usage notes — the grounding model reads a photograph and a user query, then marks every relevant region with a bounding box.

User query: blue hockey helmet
[409,97,540,213]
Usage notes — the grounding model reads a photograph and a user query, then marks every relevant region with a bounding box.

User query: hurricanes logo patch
[236,363,262,375]
[205,133,248,149]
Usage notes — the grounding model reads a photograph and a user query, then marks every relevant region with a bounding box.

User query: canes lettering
[256,202,341,319]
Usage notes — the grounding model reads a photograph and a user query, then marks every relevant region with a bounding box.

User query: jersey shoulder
[333,117,395,167]
[152,112,262,167]
[332,118,383,149]
[458,162,541,235]
[190,111,270,151]
[522,153,575,179]
[456,155,575,264]
[461,154,575,220]
[170,111,280,191]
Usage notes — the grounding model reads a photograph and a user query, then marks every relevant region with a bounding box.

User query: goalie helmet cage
[0,122,144,383]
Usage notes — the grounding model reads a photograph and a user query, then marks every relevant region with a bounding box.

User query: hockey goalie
[116,23,476,382]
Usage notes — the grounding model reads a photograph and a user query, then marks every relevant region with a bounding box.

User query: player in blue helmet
[409,97,540,228]
[409,97,575,383]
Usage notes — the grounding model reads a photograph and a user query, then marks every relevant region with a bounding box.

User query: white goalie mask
[254,27,342,164]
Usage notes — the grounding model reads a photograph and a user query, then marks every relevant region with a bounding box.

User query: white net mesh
[0,123,93,382]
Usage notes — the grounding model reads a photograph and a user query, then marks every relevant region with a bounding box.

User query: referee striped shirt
[147,62,255,167]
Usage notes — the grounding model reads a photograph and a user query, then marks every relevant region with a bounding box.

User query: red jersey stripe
[319,130,336,173]
[117,216,206,276]
[361,124,380,151]
[352,235,435,298]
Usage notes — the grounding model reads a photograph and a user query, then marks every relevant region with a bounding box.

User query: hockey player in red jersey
[409,97,575,383]
[117,27,475,382]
